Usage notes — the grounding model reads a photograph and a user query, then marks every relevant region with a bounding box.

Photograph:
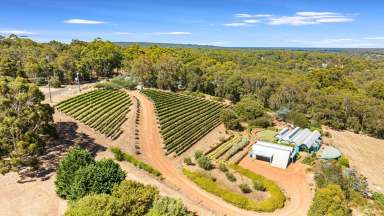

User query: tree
[82,39,123,77]
[112,180,159,216]
[65,194,125,216]
[68,159,126,200]
[234,95,265,121]
[154,54,182,91]
[55,146,95,199]
[0,76,55,172]
[308,184,350,216]
[220,108,241,130]
[196,155,213,170]
[287,111,309,128]
[146,196,192,216]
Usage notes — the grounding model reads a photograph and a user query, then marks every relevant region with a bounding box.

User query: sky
[1,0,384,48]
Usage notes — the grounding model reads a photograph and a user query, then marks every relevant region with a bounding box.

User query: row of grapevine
[56,89,131,140]
[206,134,241,160]
[142,89,224,155]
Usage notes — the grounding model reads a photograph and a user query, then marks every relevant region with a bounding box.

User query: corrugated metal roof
[282,127,301,141]
[253,141,293,152]
[303,130,321,148]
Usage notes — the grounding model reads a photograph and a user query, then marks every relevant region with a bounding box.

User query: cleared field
[142,89,224,155]
[56,89,131,139]
[323,128,384,193]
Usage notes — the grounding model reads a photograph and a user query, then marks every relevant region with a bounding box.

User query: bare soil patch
[323,128,384,193]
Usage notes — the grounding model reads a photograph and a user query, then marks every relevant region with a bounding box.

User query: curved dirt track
[133,91,311,216]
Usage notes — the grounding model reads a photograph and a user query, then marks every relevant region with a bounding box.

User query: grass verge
[110,147,163,180]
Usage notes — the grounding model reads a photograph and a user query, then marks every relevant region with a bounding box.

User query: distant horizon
[2,0,384,48]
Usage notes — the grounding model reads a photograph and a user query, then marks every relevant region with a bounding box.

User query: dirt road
[132,91,307,216]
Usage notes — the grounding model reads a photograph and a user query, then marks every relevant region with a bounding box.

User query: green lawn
[256,130,277,143]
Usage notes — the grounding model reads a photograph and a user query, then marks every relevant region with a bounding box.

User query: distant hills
[114,41,384,54]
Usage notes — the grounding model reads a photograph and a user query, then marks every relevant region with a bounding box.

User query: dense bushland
[1,35,384,137]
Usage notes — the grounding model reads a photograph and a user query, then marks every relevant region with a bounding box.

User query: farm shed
[276,127,321,153]
[249,141,294,169]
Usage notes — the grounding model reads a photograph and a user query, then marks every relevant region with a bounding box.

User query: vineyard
[142,89,224,155]
[56,89,131,140]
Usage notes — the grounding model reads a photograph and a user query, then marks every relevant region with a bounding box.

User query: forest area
[1,34,384,143]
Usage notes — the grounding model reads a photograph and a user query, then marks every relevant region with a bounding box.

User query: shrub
[68,159,126,200]
[225,172,237,182]
[302,154,316,166]
[308,184,350,216]
[146,196,193,216]
[194,150,204,160]
[338,156,350,167]
[373,192,384,207]
[112,180,159,216]
[287,111,309,128]
[219,162,228,172]
[196,155,213,170]
[254,180,267,191]
[49,76,61,88]
[111,147,124,161]
[65,194,125,216]
[34,77,46,86]
[111,147,162,179]
[55,147,95,199]
[251,116,273,128]
[183,157,193,165]
[220,108,241,130]
[95,77,137,90]
[314,161,344,189]
[239,184,252,193]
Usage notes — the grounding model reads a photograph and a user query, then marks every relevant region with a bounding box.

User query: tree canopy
[0,76,55,173]
[1,35,384,138]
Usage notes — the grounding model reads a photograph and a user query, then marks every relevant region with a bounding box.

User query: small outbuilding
[249,141,294,169]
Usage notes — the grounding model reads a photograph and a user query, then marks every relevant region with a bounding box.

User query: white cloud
[296,12,338,17]
[152,32,192,35]
[234,13,272,18]
[0,30,33,35]
[365,37,384,40]
[223,23,247,27]
[243,19,261,24]
[64,19,106,24]
[268,12,353,26]
[227,11,355,26]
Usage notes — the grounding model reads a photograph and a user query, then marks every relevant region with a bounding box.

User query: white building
[249,141,293,169]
